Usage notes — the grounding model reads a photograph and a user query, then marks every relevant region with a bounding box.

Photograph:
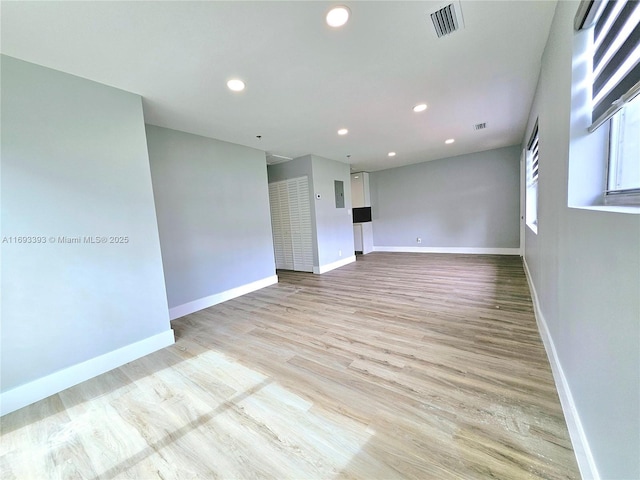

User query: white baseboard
[0,329,175,416]
[522,258,599,480]
[169,275,278,320]
[373,246,520,255]
[313,255,356,274]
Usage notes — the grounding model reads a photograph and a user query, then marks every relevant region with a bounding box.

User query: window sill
[604,192,640,207]
[570,205,640,215]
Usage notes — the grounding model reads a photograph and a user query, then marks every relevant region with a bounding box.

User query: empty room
[1,1,638,479]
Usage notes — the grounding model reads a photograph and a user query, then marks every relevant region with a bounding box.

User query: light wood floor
[1,253,580,479]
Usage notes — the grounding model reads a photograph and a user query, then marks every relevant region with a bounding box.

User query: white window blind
[576,0,640,131]
[525,121,539,232]
[527,122,539,186]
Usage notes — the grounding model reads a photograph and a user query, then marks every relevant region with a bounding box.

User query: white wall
[369,146,521,252]
[146,125,277,318]
[1,56,173,413]
[523,3,640,479]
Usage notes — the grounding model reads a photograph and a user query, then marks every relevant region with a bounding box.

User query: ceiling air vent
[430,2,464,38]
[431,4,458,37]
[474,122,487,130]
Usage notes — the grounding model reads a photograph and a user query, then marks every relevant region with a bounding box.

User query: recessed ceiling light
[388,152,396,157]
[227,79,245,92]
[338,128,349,135]
[445,138,455,144]
[413,103,427,113]
[326,6,351,27]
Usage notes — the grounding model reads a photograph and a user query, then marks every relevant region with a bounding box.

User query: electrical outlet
[417,237,421,244]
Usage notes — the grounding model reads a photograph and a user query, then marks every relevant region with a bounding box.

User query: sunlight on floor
[0,349,373,479]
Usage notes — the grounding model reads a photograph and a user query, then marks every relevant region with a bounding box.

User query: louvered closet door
[269,181,293,270]
[268,177,313,272]
[289,177,313,272]
[277,181,295,270]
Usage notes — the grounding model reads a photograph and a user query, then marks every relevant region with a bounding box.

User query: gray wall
[370,146,521,248]
[1,56,171,391]
[146,125,276,309]
[524,2,640,478]
[267,155,354,269]
[310,155,354,266]
[267,156,313,183]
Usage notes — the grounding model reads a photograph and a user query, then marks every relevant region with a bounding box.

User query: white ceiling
[1,1,557,172]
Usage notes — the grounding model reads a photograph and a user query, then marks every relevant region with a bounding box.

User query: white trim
[522,258,600,480]
[520,147,526,256]
[372,246,520,255]
[313,255,356,274]
[571,204,640,214]
[0,330,175,416]
[169,275,278,320]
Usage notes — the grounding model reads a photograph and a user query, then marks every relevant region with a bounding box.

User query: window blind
[527,122,539,185]
[576,0,640,131]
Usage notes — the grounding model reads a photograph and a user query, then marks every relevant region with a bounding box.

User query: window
[575,0,640,206]
[607,94,640,204]
[575,0,640,128]
[526,121,539,232]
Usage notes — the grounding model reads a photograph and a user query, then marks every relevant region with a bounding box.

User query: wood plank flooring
[0,253,580,479]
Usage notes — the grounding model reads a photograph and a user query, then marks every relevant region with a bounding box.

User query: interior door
[268,176,313,272]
